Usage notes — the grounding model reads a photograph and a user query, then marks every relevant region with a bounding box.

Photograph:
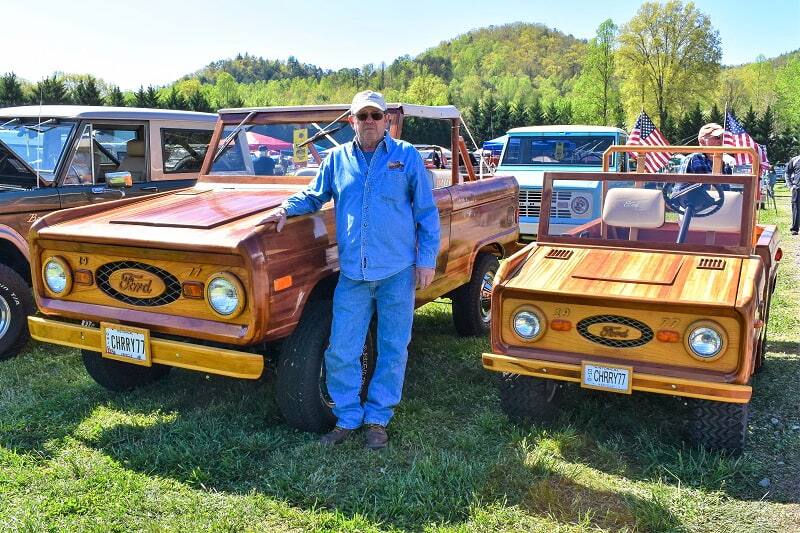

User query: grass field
[1,189,798,532]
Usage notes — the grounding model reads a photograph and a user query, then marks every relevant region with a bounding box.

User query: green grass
[1,192,798,532]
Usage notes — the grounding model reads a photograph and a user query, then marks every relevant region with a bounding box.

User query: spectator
[253,145,275,175]
[785,153,800,235]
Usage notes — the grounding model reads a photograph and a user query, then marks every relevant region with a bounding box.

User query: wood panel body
[31,163,518,346]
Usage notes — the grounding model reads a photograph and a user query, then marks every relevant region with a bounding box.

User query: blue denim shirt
[281,132,440,281]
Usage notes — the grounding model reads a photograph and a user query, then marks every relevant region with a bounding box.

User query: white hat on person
[350,90,387,114]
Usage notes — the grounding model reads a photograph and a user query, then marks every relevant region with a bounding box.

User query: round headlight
[513,309,543,340]
[687,325,724,358]
[570,195,590,215]
[43,256,72,295]
[205,273,245,318]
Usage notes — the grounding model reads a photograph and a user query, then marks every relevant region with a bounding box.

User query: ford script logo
[577,315,653,348]
[108,269,166,298]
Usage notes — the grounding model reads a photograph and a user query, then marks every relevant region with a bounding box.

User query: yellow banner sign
[293,129,308,163]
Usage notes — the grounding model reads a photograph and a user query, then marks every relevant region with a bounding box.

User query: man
[785,153,800,235]
[678,122,732,175]
[253,145,275,175]
[258,90,440,449]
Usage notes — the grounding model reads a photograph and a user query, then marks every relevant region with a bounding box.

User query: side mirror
[106,171,133,188]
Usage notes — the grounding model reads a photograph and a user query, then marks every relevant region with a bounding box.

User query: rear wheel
[498,373,562,424]
[452,253,499,336]
[688,399,748,453]
[81,349,171,392]
[275,300,376,433]
[0,264,34,361]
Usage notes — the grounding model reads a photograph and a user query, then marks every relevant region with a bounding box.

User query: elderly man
[258,90,440,449]
[679,122,733,175]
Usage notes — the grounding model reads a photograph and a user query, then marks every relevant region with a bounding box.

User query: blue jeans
[324,266,416,429]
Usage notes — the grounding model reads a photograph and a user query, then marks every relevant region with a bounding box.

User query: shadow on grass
[765,339,799,355]
[1,305,792,529]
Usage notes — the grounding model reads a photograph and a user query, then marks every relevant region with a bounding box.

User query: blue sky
[3,0,798,90]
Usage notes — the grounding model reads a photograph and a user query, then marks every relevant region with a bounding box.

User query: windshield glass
[502,135,615,167]
[0,119,77,182]
[209,121,355,176]
[542,174,749,252]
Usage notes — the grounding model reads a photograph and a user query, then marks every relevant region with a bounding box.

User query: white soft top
[0,105,217,122]
[508,124,627,135]
[218,103,461,120]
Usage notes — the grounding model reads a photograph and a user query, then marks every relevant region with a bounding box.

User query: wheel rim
[479,269,496,324]
[319,342,372,409]
[0,295,11,340]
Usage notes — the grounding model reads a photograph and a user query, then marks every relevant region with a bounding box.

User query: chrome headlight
[570,195,590,215]
[687,324,724,359]
[43,256,72,295]
[205,273,245,318]
[512,308,544,340]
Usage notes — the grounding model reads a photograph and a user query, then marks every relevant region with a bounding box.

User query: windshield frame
[500,134,618,167]
[537,171,757,257]
[0,118,78,186]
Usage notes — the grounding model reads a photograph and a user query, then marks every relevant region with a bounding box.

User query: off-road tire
[81,349,171,392]
[0,264,34,361]
[275,300,376,433]
[452,253,500,337]
[498,373,562,424]
[688,399,748,453]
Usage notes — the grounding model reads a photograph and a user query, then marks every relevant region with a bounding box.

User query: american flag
[626,111,671,172]
[723,111,770,169]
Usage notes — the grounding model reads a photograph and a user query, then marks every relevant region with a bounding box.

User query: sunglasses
[354,111,385,121]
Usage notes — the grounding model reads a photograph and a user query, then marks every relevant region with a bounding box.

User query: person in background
[253,145,275,175]
[257,90,440,449]
[785,153,800,235]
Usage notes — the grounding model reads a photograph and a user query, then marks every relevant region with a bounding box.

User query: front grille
[518,189,573,218]
[96,261,182,307]
[577,315,653,348]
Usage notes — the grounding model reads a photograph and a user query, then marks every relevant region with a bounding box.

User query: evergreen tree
[163,86,186,110]
[478,95,497,141]
[755,105,775,145]
[678,103,705,144]
[187,90,212,113]
[146,86,161,108]
[493,100,510,138]
[0,72,25,106]
[72,76,103,105]
[525,99,544,126]
[560,102,573,124]
[544,101,559,125]
[507,100,526,129]
[742,105,758,133]
[661,113,678,144]
[708,103,723,126]
[106,86,126,107]
[133,86,149,107]
[31,75,68,104]
[466,99,482,135]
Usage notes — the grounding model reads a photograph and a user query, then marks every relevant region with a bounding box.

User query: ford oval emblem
[577,315,653,348]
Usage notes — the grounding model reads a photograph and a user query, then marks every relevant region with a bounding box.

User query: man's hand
[257,207,288,232]
[415,267,435,290]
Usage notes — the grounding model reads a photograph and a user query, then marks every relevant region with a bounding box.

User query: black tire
[81,349,171,392]
[688,399,748,453]
[275,300,376,433]
[498,373,562,424]
[0,263,34,361]
[452,253,500,337]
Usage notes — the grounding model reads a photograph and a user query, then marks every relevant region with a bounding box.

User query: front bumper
[482,352,751,403]
[29,316,264,379]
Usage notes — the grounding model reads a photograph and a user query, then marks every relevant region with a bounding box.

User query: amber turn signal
[182,281,204,299]
[550,319,572,331]
[656,330,680,343]
[74,269,94,286]
[273,275,293,292]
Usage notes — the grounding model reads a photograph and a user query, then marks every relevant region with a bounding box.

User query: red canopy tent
[246,131,292,151]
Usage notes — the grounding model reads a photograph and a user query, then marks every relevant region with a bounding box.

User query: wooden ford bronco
[27,103,518,432]
[483,145,780,452]
[0,106,216,360]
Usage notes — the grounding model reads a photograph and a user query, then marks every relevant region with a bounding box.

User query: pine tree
[560,102,573,124]
[106,86,126,107]
[755,105,775,145]
[708,103,723,126]
[0,72,24,106]
[133,86,149,107]
[525,99,544,126]
[478,95,497,140]
[544,101,559,125]
[72,76,103,105]
[507,100,526,129]
[187,90,212,113]
[162,86,186,110]
[678,103,705,144]
[742,105,758,133]
[32,75,68,104]
[493,100,510,138]
[145,86,161,108]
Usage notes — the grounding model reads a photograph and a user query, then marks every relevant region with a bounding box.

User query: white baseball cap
[350,90,387,114]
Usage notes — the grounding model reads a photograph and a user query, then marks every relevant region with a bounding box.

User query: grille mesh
[577,315,653,348]
[698,258,726,270]
[96,261,181,307]
[518,189,573,218]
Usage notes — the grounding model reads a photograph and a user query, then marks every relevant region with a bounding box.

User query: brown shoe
[319,426,354,446]
[364,424,389,450]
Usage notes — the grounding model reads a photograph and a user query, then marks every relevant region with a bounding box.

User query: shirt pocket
[379,171,409,203]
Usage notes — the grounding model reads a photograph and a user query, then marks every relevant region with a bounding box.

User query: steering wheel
[662,183,727,243]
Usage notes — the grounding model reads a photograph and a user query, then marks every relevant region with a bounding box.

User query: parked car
[0,105,216,360]
[497,125,629,240]
[27,103,519,433]
[482,145,780,453]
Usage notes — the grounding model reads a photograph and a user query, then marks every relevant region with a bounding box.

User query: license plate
[101,322,151,366]
[581,362,632,394]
